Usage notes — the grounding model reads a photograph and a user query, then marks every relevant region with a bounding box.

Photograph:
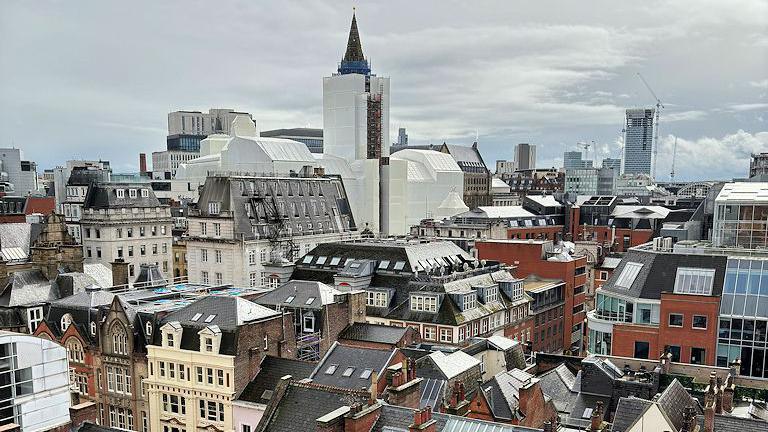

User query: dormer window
[61,313,73,332]
[129,189,137,198]
[204,337,214,352]
[145,322,153,336]
[116,189,125,198]
[463,293,477,310]
[141,189,149,197]
[90,321,97,336]
[410,294,438,313]
[208,202,220,215]
[198,326,221,354]
[166,333,175,348]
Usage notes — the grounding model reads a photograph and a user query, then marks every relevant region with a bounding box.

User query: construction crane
[577,141,591,161]
[670,137,678,180]
[636,72,664,180]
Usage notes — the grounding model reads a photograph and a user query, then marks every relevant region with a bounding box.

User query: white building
[60,165,112,242]
[80,183,173,281]
[151,150,199,178]
[168,108,253,137]
[185,175,357,287]
[0,148,38,196]
[0,331,71,431]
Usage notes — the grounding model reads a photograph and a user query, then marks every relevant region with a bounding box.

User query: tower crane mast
[636,72,664,181]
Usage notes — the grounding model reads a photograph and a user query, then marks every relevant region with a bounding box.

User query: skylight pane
[325,364,337,375]
[204,314,216,323]
[360,369,372,379]
[378,260,390,270]
[342,367,355,377]
[316,256,327,265]
[305,297,315,305]
[393,261,406,271]
[302,255,314,264]
[191,313,202,322]
[330,257,341,266]
[285,296,295,303]
[673,267,715,296]
[615,262,643,289]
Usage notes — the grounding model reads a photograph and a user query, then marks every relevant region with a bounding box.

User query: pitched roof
[612,397,654,432]
[260,128,323,138]
[83,183,162,209]
[256,280,342,310]
[426,351,480,380]
[310,342,395,389]
[237,356,315,404]
[537,364,579,414]
[338,323,412,345]
[162,296,279,331]
[343,12,365,62]
[656,378,701,429]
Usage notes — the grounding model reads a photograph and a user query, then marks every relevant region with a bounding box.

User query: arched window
[66,339,84,364]
[90,321,97,336]
[61,314,73,332]
[111,323,128,355]
[145,322,152,336]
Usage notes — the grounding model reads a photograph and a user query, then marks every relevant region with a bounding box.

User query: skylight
[305,297,316,305]
[330,257,341,266]
[615,262,643,289]
[204,314,216,323]
[360,369,372,380]
[302,255,314,264]
[285,296,295,303]
[316,256,327,265]
[325,364,338,375]
[378,260,390,270]
[190,313,202,322]
[393,261,406,271]
[342,367,355,377]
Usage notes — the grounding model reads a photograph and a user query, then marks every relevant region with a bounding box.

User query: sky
[1,0,766,181]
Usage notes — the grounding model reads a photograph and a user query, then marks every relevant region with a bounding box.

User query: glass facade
[594,293,660,325]
[167,135,203,152]
[589,329,611,354]
[713,203,768,249]
[717,258,768,378]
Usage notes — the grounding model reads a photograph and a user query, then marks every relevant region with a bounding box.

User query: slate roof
[611,397,654,432]
[310,342,396,389]
[237,355,315,404]
[371,404,540,432]
[74,422,125,432]
[0,270,57,307]
[256,280,342,310]
[338,323,412,345]
[656,378,701,429]
[420,378,446,412]
[481,369,540,421]
[260,128,322,138]
[697,414,768,432]
[600,248,727,300]
[83,182,162,209]
[442,144,487,167]
[425,351,480,380]
[0,223,35,261]
[538,364,579,414]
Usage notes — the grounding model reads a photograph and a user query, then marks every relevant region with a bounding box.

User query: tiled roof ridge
[291,380,371,396]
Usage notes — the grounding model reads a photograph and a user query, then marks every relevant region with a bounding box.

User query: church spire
[338,10,371,75]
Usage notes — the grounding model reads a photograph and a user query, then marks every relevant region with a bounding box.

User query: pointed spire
[343,10,365,63]
[338,10,371,75]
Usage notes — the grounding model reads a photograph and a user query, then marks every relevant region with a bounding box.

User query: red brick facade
[659,293,719,365]
[506,225,564,241]
[477,240,587,354]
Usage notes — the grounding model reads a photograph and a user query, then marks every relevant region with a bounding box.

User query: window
[439,328,452,343]
[634,341,650,359]
[366,291,388,308]
[116,189,125,198]
[139,226,146,237]
[215,272,223,285]
[166,332,175,347]
[201,271,209,284]
[129,189,137,198]
[615,262,643,289]
[424,326,435,340]
[462,294,477,310]
[112,325,128,354]
[249,250,256,265]
[201,249,208,262]
[302,313,315,333]
[27,307,43,333]
[673,267,716,296]
[668,314,684,327]
[208,202,220,215]
[200,222,207,235]
[214,223,221,236]
[250,272,258,287]
[325,364,338,375]
[199,400,225,422]
[410,294,438,313]
[162,393,186,414]
[691,347,705,365]
[378,260,390,270]
[61,313,73,331]
[342,367,355,377]
[127,227,133,237]
[67,339,85,363]
[693,315,708,329]
[215,250,222,263]
[204,337,213,352]
[665,345,681,362]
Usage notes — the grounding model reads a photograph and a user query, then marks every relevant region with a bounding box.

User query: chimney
[443,381,469,416]
[542,421,554,432]
[518,377,538,418]
[69,401,99,429]
[409,407,437,432]
[139,153,147,174]
[660,351,672,375]
[704,397,715,432]
[704,372,718,413]
[722,371,735,413]
[386,360,423,409]
[343,402,381,432]
[369,371,378,405]
[680,406,697,432]
[111,259,130,288]
[715,376,723,414]
[590,401,604,432]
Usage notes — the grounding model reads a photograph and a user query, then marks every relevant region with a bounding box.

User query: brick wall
[611,323,660,360]
[234,312,297,394]
[659,293,719,365]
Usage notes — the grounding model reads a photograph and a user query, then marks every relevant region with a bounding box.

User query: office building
[397,127,408,146]
[0,332,71,430]
[260,128,323,153]
[564,150,592,170]
[565,168,599,196]
[167,108,254,153]
[602,158,622,173]
[750,152,768,180]
[80,183,173,281]
[712,182,768,249]
[151,150,199,178]
[495,160,516,176]
[440,142,492,208]
[0,148,38,196]
[514,143,536,171]
[623,108,655,176]
[185,174,357,287]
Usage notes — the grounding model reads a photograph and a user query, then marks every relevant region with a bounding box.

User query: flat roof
[715,182,768,203]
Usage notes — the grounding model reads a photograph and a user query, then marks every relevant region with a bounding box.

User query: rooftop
[716,182,768,203]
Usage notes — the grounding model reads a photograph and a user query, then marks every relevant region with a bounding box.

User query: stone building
[80,183,173,282]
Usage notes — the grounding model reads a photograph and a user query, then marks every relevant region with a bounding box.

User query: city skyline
[0,0,766,180]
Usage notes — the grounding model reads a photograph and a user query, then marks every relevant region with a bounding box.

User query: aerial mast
[670,137,678,181]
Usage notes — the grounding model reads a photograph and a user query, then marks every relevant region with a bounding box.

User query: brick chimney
[715,376,723,414]
[660,351,673,375]
[704,372,719,414]
[542,421,554,432]
[69,401,99,429]
[111,259,130,288]
[704,397,715,432]
[387,359,423,409]
[369,371,379,405]
[517,377,538,419]
[590,401,604,432]
[409,407,436,432]
[680,406,697,432]
[139,153,147,174]
[443,381,469,416]
[721,371,735,413]
[343,402,381,432]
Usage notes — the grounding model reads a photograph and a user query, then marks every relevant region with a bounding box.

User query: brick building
[468,368,558,428]
[476,239,588,355]
[523,276,565,353]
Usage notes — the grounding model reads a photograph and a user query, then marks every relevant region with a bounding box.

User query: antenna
[670,137,678,181]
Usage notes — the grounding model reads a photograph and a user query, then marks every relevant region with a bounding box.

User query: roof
[83,263,114,288]
[256,280,342,310]
[599,257,622,270]
[309,342,395,389]
[338,323,412,345]
[427,351,480,379]
[343,12,365,62]
[442,144,486,166]
[237,356,315,404]
[260,128,323,138]
[456,206,535,219]
[24,196,55,215]
[538,364,579,414]
[612,397,654,432]
[715,182,768,203]
[0,223,35,261]
[83,183,162,209]
[698,413,768,432]
[162,296,279,331]
[611,205,670,219]
[656,379,701,429]
[525,195,562,208]
[420,378,446,412]
[391,149,463,181]
[486,335,517,351]
[0,270,57,307]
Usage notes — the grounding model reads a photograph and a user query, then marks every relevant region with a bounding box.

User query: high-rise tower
[623,108,655,175]
[323,12,390,163]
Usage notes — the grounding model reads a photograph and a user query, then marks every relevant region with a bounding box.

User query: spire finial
[338,9,370,75]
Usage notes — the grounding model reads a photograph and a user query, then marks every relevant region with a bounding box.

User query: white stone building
[80,183,173,281]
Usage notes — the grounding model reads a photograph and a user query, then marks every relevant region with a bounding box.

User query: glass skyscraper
[623,108,654,175]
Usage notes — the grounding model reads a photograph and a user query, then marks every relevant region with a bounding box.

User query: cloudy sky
[1,0,766,180]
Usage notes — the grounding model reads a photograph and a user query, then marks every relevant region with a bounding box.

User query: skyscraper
[623,108,655,176]
[322,12,390,162]
[514,143,536,171]
[564,151,593,169]
[397,128,408,146]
